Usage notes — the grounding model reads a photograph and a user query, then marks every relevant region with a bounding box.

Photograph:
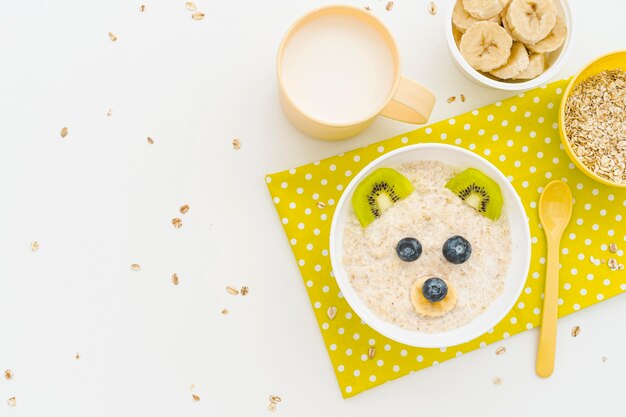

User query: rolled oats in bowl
[563,69,626,185]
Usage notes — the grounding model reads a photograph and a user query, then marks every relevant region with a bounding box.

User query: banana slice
[410,278,458,317]
[460,21,512,72]
[462,0,509,19]
[453,0,501,33]
[490,42,529,79]
[527,15,567,53]
[506,0,556,44]
[513,53,546,79]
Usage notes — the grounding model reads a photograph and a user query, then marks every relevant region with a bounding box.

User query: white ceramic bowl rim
[444,0,573,91]
[329,144,532,348]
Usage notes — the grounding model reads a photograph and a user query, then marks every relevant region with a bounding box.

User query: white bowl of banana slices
[446,0,572,90]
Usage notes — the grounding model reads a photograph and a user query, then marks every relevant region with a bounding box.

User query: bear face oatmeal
[342,161,512,333]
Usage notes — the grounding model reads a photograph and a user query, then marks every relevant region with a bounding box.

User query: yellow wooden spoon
[536,180,573,378]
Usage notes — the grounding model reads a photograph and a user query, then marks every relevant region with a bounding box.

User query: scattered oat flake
[106,108,113,117]
[609,243,618,253]
[317,201,326,209]
[232,138,241,150]
[492,376,503,386]
[191,11,205,20]
[240,286,249,296]
[385,1,394,11]
[269,395,282,404]
[447,96,456,103]
[147,136,154,144]
[428,1,437,15]
[460,94,466,102]
[180,204,190,214]
[7,397,16,407]
[185,1,197,11]
[608,257,618,270]
[30,241,39,252]
[326,306,337,320]
[495,346,506,356]
[571,325,581,337]
[368,346,376,359]
[172,217,183,228]
[226,286,239,295]
[619,264,625,270]
[75,352,80,360]
[172,273,179,285]
[268,403,276,412]
[364,5,371,11]
[140,4,146,12]
[192,394,200,402]
[108,32,117,42]
[189,384,195,391]
[4,370,12,380]
[131,263,141,271]
[602,356,608,362]
[60,127,69,138]
[221,308,229,315]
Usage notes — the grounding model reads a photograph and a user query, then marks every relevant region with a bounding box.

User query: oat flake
[232,138,241,150]
[172,218,183,228]
[147,137,154,144]
[185,1,197,11]
[428,1,437,15]
[30,241,39,252]
[221,308,229,315]
[180,204,190,214]
[571,325,581,337]
[368,346,376,359]
[4,370,12,381]
[171,273,179,285]
[192,394,200,402]
[191,11,205,20]
[385,1,394,10]
[460,94,466,102]
[495,346,506,355]
[492,376,503,386]
[317,201,326,209]
[131,263,141,271]
[7,397,16,407]
[609,243,618,253]
[108,32,117,42]
[240,286,249,296]
[608,257,618,271]
[447,96,456,103]
[226,286,239,295]
[140,4,146,12]
[327,306,337,320]
[60,127,69,138]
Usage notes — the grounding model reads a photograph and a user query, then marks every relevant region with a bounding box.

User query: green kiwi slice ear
[445,168,503,221]
[351,168,414,227]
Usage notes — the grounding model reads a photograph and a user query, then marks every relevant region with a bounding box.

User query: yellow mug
[276,5,436,140]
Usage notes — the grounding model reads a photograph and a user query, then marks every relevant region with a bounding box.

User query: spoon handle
[536,239,560,377]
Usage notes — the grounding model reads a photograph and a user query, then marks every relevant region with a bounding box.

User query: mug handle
[380,76,436,124]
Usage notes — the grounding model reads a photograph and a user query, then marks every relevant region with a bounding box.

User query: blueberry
[395,237,422,262]
[442,235,472,264]
[422,277,448,302]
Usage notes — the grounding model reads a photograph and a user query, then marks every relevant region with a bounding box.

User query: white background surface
[0,1,625,416]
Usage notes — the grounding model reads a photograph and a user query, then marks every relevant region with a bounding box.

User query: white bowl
[329,144,531,348]
[444,0,572,91]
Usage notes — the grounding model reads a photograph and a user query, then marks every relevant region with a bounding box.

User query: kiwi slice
[351,168,414,227]
[445,168,503,221]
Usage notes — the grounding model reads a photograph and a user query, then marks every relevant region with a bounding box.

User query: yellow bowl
[559,50,626,188]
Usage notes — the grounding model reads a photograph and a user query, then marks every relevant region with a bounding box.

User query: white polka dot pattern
[265,79,626,398]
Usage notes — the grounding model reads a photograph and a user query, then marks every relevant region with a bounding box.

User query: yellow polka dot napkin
[265,79,626,398]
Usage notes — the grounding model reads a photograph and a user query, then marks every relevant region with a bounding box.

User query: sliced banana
[410,278,458,317]
[460,21,513,72]
[453,0,501,33]
[506,0,556,44]
[490,41,529,79]
[527,15,567,53]
[462,0,509,20]
[513,53,546,79]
